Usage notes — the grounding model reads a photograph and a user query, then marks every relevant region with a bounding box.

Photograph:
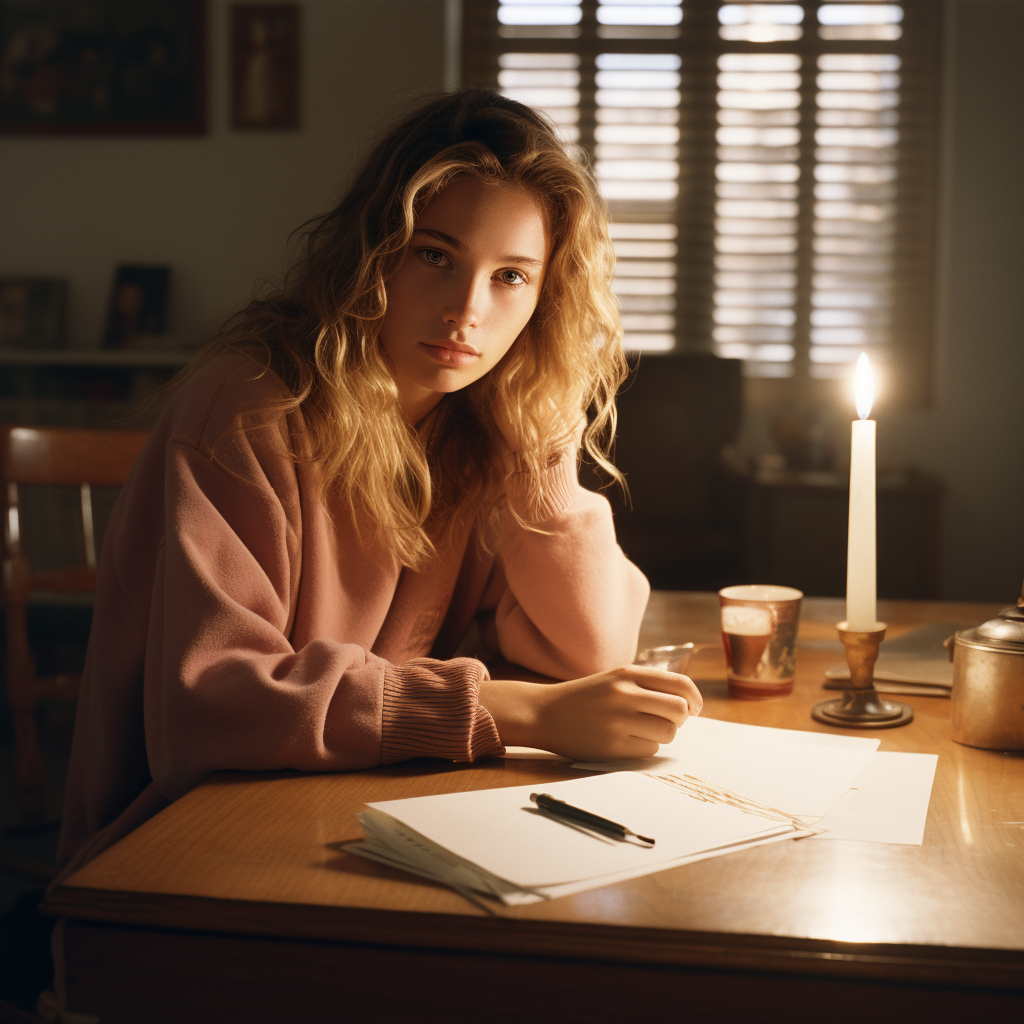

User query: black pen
[530,793,655,846]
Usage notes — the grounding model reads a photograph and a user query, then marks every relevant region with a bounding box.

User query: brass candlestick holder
[811,621,914,729]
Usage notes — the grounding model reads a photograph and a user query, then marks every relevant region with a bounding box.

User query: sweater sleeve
[487,452,651,680]
[139,428,501,802]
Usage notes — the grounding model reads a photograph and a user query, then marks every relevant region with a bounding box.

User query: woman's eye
[499,269,526,286]
[421,248,447,266]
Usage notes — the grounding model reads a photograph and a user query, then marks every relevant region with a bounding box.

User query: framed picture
[230,3,299,130]
[0,0,206,135]
[103,265,170,349]
[0,278,68,349]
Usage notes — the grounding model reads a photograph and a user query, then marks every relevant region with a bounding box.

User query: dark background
[1,0,1021,601]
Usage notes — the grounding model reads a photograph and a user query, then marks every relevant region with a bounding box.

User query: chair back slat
[27,567,99,593]
[0,426,149,486]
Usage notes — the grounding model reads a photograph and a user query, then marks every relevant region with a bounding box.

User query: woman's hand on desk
[478,667,701,761]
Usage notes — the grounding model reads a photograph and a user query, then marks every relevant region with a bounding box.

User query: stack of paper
[345,716,937,905]
[347,771,803,905]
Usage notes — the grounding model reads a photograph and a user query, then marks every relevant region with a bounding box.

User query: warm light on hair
[176,90,627,569]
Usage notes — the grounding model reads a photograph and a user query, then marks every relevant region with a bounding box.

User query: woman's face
[379,176,549,424]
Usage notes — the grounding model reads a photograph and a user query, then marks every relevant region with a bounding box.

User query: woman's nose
[442,274,484,328]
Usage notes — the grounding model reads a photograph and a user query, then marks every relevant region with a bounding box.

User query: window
[463,0,942,406]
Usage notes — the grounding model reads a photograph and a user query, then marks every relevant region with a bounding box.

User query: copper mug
[719,585,803,699]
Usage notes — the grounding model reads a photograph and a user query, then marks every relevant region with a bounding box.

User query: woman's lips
[420,342,480,367]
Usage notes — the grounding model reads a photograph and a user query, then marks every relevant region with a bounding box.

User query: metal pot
[950,581,1024,750]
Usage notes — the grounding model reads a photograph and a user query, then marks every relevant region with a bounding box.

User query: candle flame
[854,352,874,420]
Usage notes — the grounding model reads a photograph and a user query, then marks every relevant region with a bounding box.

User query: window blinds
[463,0,942,406]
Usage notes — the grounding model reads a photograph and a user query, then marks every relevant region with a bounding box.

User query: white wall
[0,0,446,349]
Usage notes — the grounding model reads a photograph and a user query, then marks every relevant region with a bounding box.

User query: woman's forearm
[477,678,542,748]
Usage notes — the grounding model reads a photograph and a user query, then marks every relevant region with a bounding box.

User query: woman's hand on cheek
[489,398,587,476]
[478,667,702,762]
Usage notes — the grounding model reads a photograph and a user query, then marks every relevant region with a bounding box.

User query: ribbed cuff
[506,451,578,522]
[381,657,504,764]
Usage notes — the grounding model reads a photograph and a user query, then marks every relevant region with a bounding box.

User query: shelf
[0,348,198,368]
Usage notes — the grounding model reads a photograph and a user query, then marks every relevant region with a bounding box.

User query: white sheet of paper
[346,821,805,905]
[364,771,793,889]
[519,825,804,901]
[573,716,879,821]
[810,751,938,844]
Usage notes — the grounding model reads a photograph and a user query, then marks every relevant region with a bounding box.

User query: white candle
[846,353,877,631]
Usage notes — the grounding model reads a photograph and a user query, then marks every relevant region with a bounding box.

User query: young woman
[56,89,701,880]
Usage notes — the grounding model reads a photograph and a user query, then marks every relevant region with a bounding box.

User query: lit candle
[846,353,877,631]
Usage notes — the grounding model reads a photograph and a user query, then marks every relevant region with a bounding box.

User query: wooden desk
[44,595,1024,1023]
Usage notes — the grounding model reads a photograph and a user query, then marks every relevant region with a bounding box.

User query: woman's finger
[615,736,662,759]
[624,666,703,716]
[629,710,681,745]
[624,688,691,728]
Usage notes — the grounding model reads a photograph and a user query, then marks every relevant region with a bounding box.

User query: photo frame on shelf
[0,0,207,135]
[0,278,68,349]
[230,3,299,130]
[103,265,171,350]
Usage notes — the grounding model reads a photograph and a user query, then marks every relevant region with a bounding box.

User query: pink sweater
[56,353,649,879]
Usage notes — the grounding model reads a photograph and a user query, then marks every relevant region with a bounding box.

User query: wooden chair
[1,426,149,828]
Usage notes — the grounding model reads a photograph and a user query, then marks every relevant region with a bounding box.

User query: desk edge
[43,885,1024,991]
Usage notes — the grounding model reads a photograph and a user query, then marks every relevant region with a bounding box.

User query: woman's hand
[478,667,702,761]
[489,397,587,470]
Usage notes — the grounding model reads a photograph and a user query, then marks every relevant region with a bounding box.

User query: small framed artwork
[230,3,299,130]
[0,0,207,136]
[103,265,171,349]
[0,278,68,349]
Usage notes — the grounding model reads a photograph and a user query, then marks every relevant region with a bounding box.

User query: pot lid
[971,578,1024,648]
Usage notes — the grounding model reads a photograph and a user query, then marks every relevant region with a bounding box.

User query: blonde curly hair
[194,89,626,569]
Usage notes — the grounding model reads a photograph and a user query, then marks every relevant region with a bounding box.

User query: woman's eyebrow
[415,227,464,251]
[413,227,544,267]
